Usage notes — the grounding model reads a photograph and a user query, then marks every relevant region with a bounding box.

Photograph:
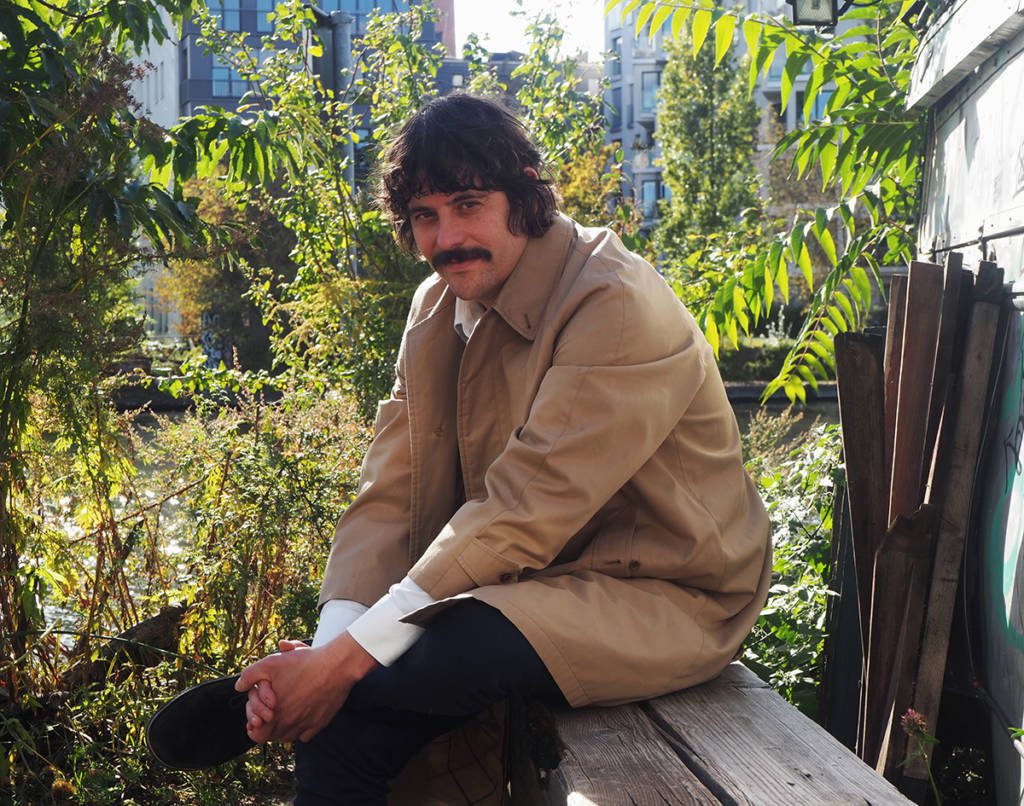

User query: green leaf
[742,18,762,64]
[819,140,837,188]
[851,265,872,306]
[814,209,838,266]
[714,14,736,66]
[834,290,857,327]
[798,243,814,288]
[636,3,657,36]
[732,283,746,315]
[780,50,809,112]
[827,304,847,332]
[650,5,674,37]
[763,256,775,310]
[806,338,835,369]
[671,6,692,40]
[704,315,720,356]
[692,8,713,56]
[797,364,820,391]
[776,254,789,301]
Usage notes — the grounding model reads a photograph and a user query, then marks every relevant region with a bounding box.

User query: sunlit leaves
[606,0,925,401]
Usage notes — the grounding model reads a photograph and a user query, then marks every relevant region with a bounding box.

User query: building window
[640,179,660,220]
[452,73,463,87]
[256,0,274,32]
[609,86,622,132]
[640,71,659,113]
[212,57,247,97]
[610,35,622,77]
[208,0,241,30]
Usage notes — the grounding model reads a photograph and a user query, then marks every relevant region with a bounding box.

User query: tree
[0,0,205,699]
[654,30,761,256]
[608,0,927,400]
[160,178,293,370]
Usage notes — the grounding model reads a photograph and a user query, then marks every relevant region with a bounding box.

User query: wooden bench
[507,662,912,805]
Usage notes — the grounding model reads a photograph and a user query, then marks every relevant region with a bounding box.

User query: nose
[435,211,465,250]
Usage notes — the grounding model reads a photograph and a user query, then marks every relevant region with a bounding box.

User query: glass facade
[208,0,241,30]
[212,57,248,97]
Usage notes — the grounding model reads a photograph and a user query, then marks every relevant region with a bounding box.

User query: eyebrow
[407,189,489,216]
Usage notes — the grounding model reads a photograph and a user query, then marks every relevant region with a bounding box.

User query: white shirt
[312,297,487,664]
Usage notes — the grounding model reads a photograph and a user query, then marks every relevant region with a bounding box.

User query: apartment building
[604,1,830,226]
[132,0,454,129]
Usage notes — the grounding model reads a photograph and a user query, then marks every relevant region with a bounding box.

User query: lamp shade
[790,0,838,25]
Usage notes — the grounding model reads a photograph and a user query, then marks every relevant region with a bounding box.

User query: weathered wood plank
[888,260,944,525]
[882,272,908,512]
[906,262,1005,783]
[536,704,718,805]
[835,331,887,642]
[922,252,965,481]
[645,665,911,805]
[869,506,937,778]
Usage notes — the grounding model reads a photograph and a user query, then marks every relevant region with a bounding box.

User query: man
[235,94,771,804]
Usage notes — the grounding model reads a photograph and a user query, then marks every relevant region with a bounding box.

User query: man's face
[408,187,529,306]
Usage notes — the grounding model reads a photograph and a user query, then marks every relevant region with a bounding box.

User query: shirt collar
[453,297,486,342]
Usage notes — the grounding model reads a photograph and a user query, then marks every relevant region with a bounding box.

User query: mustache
[431,247,492,268]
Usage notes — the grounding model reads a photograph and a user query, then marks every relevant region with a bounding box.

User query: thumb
[279,639,308,652]
[235,659,270,692]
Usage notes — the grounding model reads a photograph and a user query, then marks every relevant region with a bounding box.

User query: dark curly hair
[377,94,558,252]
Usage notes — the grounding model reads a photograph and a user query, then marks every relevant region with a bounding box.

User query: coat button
[499,573,514,584]
[628,560,641,572]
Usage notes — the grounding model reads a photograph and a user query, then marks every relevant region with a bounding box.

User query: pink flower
[901,708,928,738]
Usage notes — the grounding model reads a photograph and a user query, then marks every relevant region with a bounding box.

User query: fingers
[247,686,275,723]
[255,681,276,709]
[298,726,320,743]
[245,698,275,744]
[247,718,275,744]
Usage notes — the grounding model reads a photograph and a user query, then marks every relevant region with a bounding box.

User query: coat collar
[489,213,576,341]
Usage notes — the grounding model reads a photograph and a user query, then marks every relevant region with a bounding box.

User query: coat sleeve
[407,253,711,601]
[317,293,423,608]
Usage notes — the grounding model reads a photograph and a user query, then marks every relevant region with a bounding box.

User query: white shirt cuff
[345,576,435,666]
[311,599,367,648]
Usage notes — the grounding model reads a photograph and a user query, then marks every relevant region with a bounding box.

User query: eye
[410,210,435,223]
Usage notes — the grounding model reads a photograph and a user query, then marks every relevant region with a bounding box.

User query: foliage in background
[0,0,208,709]
[5,374,370,802]
[742,409,842,715]
[608,0,930,400]
[463,14,642,241]
[654,30,761,256]
[159,178,293,370]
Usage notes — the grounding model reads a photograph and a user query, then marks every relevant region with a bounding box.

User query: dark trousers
[293,599,566,805]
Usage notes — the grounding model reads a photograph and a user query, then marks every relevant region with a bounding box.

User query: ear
[524,166,539,180]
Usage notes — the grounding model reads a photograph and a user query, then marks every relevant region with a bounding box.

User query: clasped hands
[235,631,379,744]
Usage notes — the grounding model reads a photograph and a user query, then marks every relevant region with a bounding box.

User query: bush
[742,408,842,717]
[2,377,370,804]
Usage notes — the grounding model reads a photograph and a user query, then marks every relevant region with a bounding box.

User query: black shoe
[146,674,256,769]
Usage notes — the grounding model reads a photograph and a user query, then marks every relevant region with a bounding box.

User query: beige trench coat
[320,214,771,707]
